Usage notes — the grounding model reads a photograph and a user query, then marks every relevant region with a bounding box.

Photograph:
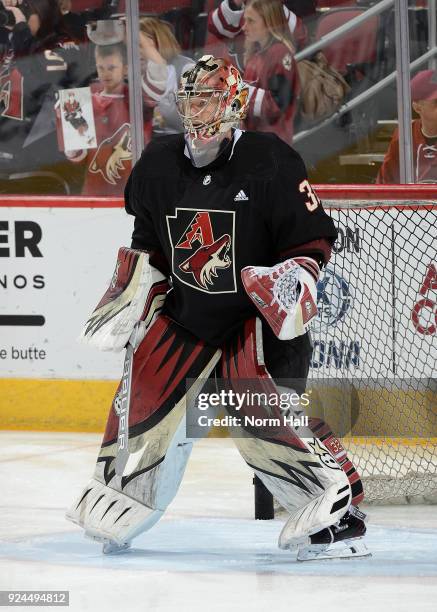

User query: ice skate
[83,527,132,555]
[297,507,371,561]
[102,539,132,555]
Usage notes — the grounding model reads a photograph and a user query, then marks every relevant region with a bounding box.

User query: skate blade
[102,540,131,555]
[297,538,371,562]
[84,529,131,554]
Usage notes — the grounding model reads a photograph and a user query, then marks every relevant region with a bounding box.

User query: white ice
[1,432,436,612]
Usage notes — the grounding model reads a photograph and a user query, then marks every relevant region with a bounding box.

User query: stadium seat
[296,5,390,174]
[315,7,380,78]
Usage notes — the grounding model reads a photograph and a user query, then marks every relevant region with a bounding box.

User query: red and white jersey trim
[247,85,265,118]
[283,6,297,34]
[142,62,167,102]
[211,1,297,39]
[211,0,243,38]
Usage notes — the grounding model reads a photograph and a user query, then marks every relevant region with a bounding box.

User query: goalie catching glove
[79,247,169,352]
[241,257,319,340]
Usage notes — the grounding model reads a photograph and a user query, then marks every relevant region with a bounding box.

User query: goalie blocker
[79,246,169,352]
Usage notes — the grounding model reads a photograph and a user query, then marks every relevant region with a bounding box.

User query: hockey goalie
[66,55,370,562]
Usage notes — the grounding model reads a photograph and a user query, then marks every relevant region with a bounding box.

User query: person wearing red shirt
[64,42,164,196]
[207,0,307,73]
[241,0,300,145]
[378,70,437,184]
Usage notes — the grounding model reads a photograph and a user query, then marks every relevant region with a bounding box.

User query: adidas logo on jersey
[234,190,249,201]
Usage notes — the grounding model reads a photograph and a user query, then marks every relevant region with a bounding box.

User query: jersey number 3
[299,179,320,212]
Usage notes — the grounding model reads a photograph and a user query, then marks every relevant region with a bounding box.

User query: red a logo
[176,212,214,249]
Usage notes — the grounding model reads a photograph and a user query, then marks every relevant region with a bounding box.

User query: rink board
[0,192,435,433]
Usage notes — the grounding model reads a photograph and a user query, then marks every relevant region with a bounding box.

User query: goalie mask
[176,55,249,146]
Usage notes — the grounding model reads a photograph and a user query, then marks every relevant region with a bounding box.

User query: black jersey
[0,26,91,172]
[125,130,337,346]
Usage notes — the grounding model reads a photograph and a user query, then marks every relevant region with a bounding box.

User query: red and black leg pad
[219,318,352,519]
[219,317,364,508]
[220,317,309,451]
[99,315,221,487]
[66,315,221,546]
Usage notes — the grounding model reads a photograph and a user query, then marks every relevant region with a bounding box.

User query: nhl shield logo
[166,208,237,293]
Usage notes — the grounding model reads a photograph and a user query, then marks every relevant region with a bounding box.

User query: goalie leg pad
[308,418,364,506]
[67,478,164,548]
[67,315,221,546]
[277,390,364,508]
[220,318,351,548]
[277,481,351,550]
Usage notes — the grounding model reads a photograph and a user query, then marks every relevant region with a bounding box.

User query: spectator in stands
[207,0,306,73]
[139,17,193,136]
[64,41,161,196]
[241,0,300,145]
[377,70,437,184]
[0,0,90,186]
[57,0,87,42]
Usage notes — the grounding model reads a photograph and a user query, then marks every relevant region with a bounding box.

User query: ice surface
[1,432,436,612]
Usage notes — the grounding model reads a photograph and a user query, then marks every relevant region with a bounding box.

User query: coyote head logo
[89,123,132,185]
[179,234,231,289]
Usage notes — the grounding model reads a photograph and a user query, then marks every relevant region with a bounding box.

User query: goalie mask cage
[306,185,437,505]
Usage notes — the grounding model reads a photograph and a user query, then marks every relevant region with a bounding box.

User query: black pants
[261,324,313,394]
